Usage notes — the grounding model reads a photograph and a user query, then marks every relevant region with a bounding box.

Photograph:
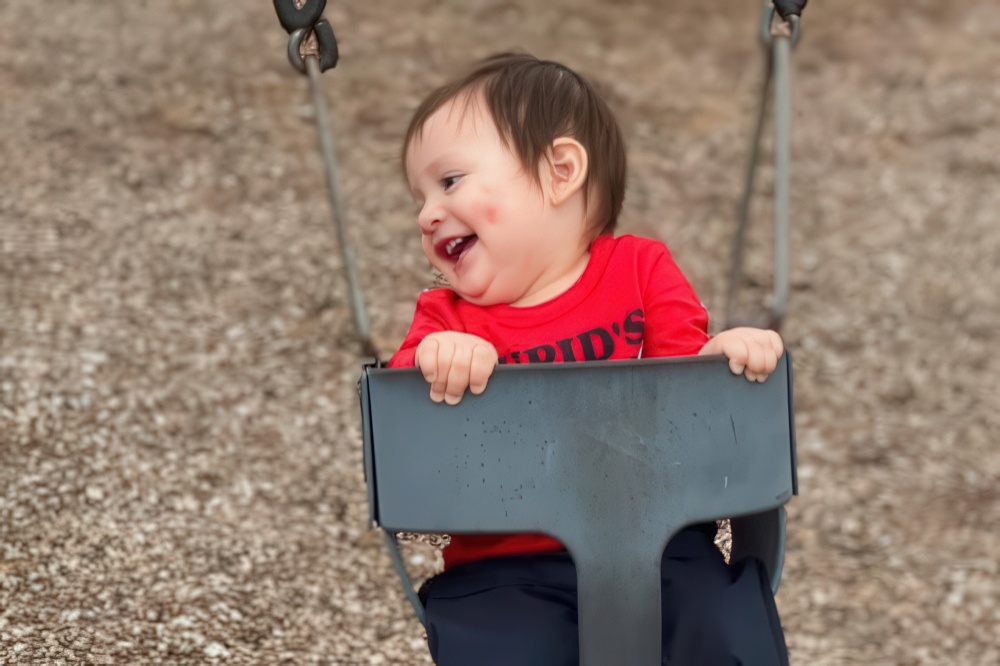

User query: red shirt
[388,234,709,567]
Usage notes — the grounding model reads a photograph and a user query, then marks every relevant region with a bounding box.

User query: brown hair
[403,52,627,237]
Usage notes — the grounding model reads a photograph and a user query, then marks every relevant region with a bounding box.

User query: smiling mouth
[437,235,478,263]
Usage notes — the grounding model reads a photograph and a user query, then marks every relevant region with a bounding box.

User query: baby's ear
[545,137,588,206]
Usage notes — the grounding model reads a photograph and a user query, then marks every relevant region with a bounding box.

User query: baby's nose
[417,203,443,232]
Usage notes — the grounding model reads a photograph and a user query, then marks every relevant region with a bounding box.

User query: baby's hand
[415,332,499,405]
[698,327,784,383]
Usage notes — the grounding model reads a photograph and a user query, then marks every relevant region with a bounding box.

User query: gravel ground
[2,1,998,664]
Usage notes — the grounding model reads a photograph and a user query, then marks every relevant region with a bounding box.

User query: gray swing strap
[361,353,797,666]
[274,0,379,360]
[726,2,802,331]
[382,530,427,627]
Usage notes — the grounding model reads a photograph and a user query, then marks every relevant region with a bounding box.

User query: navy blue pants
[419,527,788,666]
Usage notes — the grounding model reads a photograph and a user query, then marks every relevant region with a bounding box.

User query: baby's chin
[453,289,501,307]
[450,281,515,308]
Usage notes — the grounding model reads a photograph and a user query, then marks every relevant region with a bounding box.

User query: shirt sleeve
[639,242,710,358]
[386,289,460,368]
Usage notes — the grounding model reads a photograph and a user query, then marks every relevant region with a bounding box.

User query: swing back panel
[360,353,796,666]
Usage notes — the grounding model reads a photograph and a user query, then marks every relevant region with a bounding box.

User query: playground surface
[2,1,998,663]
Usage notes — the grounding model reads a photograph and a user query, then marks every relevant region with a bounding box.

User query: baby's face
[405,95,586,307]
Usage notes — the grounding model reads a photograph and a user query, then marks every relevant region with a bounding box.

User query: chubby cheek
[421,236,454,277]
[421,235,438,266]
[475,201,500,226]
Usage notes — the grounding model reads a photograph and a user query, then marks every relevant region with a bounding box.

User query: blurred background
[1,1,997,663]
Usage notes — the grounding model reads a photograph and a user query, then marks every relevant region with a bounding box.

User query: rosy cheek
[479,203,499,225]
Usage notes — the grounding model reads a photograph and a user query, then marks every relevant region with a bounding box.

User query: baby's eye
[441,174,462,191]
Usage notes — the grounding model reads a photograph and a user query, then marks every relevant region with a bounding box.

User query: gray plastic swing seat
[359,353,797,666]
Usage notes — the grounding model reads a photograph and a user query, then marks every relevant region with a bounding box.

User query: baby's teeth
[446,239,461,256]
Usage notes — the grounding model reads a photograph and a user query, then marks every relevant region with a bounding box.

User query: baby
[389,53,788,665]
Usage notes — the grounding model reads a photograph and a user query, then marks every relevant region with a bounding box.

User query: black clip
[274,0,326,33]
[312,19,339,72]
[275,0,339,74]
[773,0,808,22]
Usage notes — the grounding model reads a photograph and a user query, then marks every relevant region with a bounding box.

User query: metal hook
[287,28,310,73]
[286,20,339,74]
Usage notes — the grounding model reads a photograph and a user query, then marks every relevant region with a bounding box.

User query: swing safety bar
[359,354,797,666]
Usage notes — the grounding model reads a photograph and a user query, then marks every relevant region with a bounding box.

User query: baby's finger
[726,338,749,376]
[762,343,779,376]
[748,329,782,381]
[429,340,456,403]
[767,329,785,357]
[443,346,473,405]
[745,339,766,378]
[753,329,782,380]
[468,345,497,395]
[416,338,439,383]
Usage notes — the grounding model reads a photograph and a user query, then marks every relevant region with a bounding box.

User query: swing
[273,1,807,664]
[360,354,796,665]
